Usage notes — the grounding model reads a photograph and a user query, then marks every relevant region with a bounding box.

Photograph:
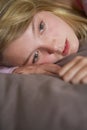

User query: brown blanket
[0,40,87,130]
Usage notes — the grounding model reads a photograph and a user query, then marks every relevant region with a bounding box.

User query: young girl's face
[3,11,79,66]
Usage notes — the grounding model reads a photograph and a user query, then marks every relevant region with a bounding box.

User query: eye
[32,51,39,64]
[39,21,45,33]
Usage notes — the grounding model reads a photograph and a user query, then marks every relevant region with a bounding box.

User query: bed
[0,39,87,130]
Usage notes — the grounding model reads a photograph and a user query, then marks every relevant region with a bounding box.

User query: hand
[58,56,87,84]
[13,63,61,76]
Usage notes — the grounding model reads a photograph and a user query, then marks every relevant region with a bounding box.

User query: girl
[0,0,87,84]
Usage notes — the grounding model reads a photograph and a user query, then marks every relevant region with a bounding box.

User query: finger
[81,75,87,84]
[13,64,61,75]
[13,68,45,74]
[13,66,58,76]
[39,71,58,76]
[43,64,61,74]
[60,57,87,82]
[58,56,83,77]
[71,66,87,84]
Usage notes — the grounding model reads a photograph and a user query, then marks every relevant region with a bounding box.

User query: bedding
[0,39,87,130]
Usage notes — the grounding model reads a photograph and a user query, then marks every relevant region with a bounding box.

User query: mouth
[62,39,70,56]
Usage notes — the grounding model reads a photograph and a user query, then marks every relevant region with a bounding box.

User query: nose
[42,40,60,53]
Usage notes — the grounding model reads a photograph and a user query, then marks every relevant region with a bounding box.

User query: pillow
[0,73,87,130]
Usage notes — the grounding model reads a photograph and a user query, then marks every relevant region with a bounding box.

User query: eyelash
[39,20,45,33]
[32,50,39,64]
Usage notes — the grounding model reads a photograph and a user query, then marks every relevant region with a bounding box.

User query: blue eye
[39,21,45,32]
[32,51,39,64]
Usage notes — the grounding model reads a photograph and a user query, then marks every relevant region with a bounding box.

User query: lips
[62,39,70,56]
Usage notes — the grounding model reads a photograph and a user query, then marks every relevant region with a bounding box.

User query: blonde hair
[0,0,87,54]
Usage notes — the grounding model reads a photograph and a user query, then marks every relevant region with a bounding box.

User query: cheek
[47,21,67,39]
[38,53,63,64]
[35,50,55,64]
